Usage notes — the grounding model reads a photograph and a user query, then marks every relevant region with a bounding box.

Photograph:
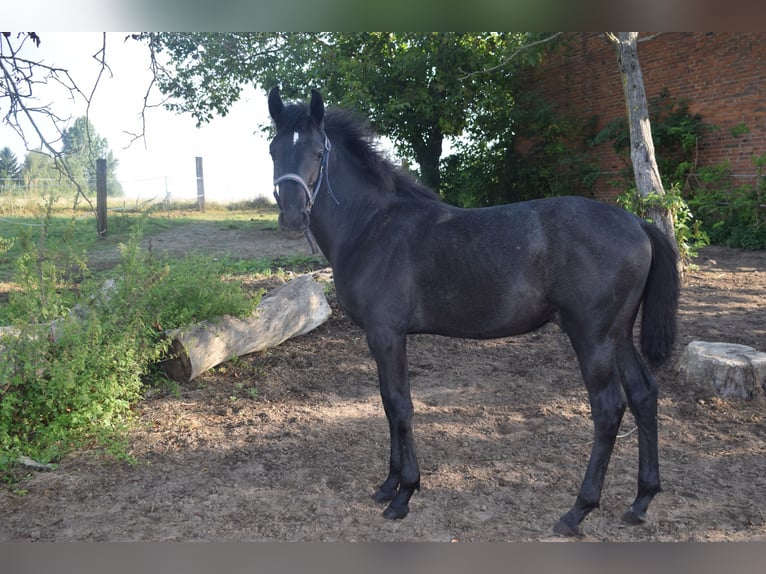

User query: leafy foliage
[617,185,709,265]
[60,117,123,197]
[441,95,600,207]
[139,32,555,192]
[591,88,713,186]
[594,88,765,250]
[0,217,259,473]
[2,118,122,199]
[22,151,61,196]
[685,156,766,250]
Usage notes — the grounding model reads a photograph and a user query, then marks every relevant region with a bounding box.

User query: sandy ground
[1,224,765,542]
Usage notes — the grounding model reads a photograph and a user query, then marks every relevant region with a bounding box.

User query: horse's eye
[316,152,323,160]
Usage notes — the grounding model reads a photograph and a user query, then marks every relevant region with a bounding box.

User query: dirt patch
[86,221,314,270]
[1,227,765,541]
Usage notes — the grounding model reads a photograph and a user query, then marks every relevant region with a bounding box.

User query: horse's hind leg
[553,344,627,536]
[619,347,661,525]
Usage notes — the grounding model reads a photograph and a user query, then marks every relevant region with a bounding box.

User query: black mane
[277,102,441,203]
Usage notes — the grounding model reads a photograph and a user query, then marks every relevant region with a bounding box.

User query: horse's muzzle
[277,210,310,239]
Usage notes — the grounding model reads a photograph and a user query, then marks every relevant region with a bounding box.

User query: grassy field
[0,198,282,283]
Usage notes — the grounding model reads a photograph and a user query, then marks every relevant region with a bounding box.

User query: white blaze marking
[293,131,300,146]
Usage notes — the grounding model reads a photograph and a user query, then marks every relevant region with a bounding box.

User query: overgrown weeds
[0,211,263,476]
[685,155,766,250]
[618,184,709,267]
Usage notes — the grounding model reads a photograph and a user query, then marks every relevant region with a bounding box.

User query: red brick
[523,32,766,202]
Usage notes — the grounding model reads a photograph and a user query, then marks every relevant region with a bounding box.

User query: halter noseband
[272,132,338,212]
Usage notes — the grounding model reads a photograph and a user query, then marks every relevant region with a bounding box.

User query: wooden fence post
[195,156,205,212]
[96,158,107,238]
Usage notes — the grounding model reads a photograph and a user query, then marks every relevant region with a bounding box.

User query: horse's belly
[413,291,555,339]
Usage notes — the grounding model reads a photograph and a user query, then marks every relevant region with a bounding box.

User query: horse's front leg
[366,328,420,519]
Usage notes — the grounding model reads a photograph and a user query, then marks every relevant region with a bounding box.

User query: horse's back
[415,196,650,286]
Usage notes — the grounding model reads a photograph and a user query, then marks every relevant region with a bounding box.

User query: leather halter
[272,131,338,212]
[272,131,339,254]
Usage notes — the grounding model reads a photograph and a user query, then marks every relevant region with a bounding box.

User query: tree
[1,32,115,209]
[61,116,123,196]
[0,146,21,193]
[440,86,600,207]
[140,32,542,192]
[606,32,675,244]
[23,149,59,196]
[322,33,527,192]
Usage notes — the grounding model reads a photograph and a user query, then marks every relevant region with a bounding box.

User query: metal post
[96,158,107,238]
[195,156,205,212]
[164,175,171,218]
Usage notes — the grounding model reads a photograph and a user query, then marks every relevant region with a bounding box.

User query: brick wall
[525,32,766,202]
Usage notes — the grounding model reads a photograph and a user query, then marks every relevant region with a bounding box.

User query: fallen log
[161,273,332,383]
[677,341,766,400]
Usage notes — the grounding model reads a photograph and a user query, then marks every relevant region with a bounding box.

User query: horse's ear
[309,89,325,127]
[268,86,284,124]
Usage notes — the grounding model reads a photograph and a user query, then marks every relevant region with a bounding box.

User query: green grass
[0,202,281,282]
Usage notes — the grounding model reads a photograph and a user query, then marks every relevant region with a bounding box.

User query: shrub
[0,221,260,474]
[618,184,709,266]
[686,156,766,250]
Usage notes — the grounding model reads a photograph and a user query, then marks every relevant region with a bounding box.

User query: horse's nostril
[277,209,309,240]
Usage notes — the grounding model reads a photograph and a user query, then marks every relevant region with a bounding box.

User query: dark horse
[267,87,679,536]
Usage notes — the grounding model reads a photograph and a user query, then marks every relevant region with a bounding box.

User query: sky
[1,32,275,203]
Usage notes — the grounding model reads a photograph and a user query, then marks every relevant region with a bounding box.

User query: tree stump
[161,273,332,383]
[676,341,766,400]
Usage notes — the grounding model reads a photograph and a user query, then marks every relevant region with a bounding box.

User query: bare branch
[605,32,663,44]
[638,33,663,43]
[0,32,101,213]
[459,32,563,81]
[121,33,171,150]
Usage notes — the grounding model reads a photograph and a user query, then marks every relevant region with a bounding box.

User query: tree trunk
[677,341,766,400]
[412,126,443,192]
[611,32,676,244]
[161,273,332,383]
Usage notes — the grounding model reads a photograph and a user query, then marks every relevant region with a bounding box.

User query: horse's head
[268,86,329,239]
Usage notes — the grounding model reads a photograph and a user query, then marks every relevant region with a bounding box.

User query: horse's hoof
[382,503,408,520]
[372,488,395,504]
[620,508,647,525]
[552,518,583,538]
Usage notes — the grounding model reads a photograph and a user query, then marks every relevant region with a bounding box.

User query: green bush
[618,184,709,266]
[595,88,765,251]
[0,222,260,474]
[686,156,766,250]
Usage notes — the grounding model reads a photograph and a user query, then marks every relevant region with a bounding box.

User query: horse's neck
[309,170,387,268]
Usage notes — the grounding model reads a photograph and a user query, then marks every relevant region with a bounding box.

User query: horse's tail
[639,221,680,368]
